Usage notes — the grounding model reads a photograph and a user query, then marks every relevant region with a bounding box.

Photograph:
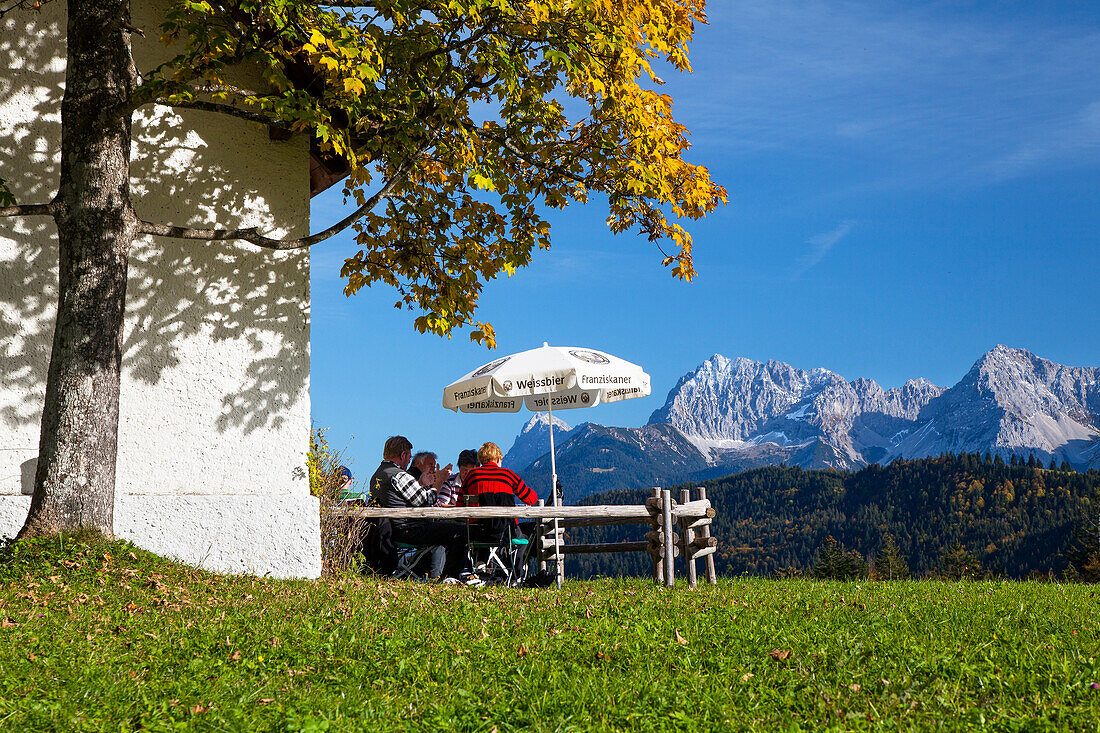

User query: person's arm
[512,473,538,506]
[392,470,437,507]
[433,464,452,489]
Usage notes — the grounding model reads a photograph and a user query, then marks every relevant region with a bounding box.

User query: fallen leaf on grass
[769,649,792,660]
[1,618,19,628]
[517,644,528,658]
[849,684,861,693]
[229,650,242,661]
[286,667,316,677]
[741,673,754,682]
[190,704,209,714]
[675,629,688,645]
[257,698,276,705]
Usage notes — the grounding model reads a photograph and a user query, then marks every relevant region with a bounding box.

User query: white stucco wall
[0,1,319,577]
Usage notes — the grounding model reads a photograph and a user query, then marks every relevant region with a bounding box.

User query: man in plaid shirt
[370,435,466,580]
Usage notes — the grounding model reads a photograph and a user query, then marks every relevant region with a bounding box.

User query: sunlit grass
[1,534,1098,731]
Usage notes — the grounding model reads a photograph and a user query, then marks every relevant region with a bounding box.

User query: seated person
[436,449,478,507]
[370,436,466,581]
[462,441,538,544]
[334,465,368,504]
[408,451,450,487]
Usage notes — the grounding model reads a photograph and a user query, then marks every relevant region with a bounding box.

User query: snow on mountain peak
[503,412,575,470]
[521,412,571,434]
[505,346,1100,488]
[647,354,946,450]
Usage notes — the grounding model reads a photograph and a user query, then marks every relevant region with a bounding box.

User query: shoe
[465,575,486,587]
[440,577,461,585]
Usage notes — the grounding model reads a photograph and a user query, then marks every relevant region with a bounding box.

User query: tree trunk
[18,0,138,538]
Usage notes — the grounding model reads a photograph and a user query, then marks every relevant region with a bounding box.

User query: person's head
[411,451,438,486]
[383,435,413,468]
[478,442,503,466]
[336,465,352,488]
[457,449,479,480]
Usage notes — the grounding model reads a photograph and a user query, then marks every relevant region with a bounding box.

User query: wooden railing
[345,486,717,588]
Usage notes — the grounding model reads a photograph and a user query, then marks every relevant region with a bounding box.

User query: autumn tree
[870,533,909,581]
[812,536,867,581]
[1065,500,1100,582]
[938,543,983,581]
[0,0,725,538]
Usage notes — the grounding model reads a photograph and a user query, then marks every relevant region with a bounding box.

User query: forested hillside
[569,453,1100,579]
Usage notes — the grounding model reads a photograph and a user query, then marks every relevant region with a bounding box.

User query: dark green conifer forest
[568,453,1100,580]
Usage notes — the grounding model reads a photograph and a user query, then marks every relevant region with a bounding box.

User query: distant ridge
[504,346,1100,501]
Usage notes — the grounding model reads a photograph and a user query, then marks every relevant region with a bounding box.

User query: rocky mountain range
[504,346,1100,501]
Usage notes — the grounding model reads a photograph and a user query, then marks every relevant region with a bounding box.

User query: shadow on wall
[0,4,309,440]
[0,11,60,433]
[20,458,35,495]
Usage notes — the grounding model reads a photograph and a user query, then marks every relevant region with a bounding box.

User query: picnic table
[343,488,718,587]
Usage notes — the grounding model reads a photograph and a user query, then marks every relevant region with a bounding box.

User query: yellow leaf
[344,77,366,95]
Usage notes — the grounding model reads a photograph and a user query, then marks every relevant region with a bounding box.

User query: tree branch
[0,0,44,20]
[482,129,588,185]
[137,133,438,250]
[0,202,56,218]
[147,98,289,129]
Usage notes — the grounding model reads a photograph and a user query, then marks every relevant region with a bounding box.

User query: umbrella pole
[548,402,563,589]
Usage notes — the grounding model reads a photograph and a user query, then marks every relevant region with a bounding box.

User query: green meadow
[1,535,1098,731]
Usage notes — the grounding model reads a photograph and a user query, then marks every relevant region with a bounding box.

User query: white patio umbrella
[442,343,651,504]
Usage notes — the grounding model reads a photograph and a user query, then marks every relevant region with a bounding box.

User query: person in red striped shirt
[463,441,538,543]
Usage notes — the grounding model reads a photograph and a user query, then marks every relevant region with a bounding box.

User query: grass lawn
[1,535,1098,731]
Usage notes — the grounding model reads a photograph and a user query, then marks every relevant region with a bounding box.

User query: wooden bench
[343,487,717,587]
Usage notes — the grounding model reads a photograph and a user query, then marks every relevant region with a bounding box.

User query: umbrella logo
[472,356,510,377]
[581,393,591,403]
[502,380,513,391]
[568,349,610,365]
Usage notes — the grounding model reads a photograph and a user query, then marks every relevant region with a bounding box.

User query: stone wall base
[0,493,321,579]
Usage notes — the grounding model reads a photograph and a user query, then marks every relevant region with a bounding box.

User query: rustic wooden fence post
[697,487,717,585]
[540,518,564,588]
[648,487,663,584]
[661,488,675,587]
[555,483,566,588]
[680,488,697,588]
[536,499,547,574]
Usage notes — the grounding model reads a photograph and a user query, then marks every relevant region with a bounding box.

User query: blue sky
[309,1,1100,478]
